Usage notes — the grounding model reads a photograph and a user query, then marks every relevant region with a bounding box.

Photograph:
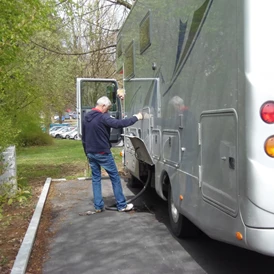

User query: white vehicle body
[59,127,77,139]
[69,130,80,140]
[76,0,274,256]
[49,126,63,133]
[50,127,69,138]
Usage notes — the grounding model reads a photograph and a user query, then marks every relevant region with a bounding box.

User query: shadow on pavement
[125,177,274,274]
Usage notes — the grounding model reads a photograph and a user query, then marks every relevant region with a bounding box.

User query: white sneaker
[118,203,134,212]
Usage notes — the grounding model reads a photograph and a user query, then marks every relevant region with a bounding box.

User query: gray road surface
[41,178,274,274]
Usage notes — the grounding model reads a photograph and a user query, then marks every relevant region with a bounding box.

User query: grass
[17,139,124,183]
[1,138,125,272]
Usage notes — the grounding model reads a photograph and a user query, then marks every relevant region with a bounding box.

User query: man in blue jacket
[82,96,143,212]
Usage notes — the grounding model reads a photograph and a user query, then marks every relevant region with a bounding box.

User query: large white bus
[77,0,274,256]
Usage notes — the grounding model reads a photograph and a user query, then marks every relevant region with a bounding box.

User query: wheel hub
[171,200,179,223]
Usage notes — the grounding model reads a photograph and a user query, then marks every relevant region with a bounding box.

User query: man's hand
[117,94,124,100]
[134,112,143,120]
[117,89,125,100]
[143,113,151,119]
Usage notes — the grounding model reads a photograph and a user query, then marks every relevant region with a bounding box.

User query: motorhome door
[76,78,123,143]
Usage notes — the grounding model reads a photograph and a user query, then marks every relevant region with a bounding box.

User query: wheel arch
[159,170,170,201]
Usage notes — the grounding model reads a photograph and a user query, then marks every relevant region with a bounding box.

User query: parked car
[50,127,69,138]
[64,113,70,120]
[69,112,77,119]
[59,127,77,139]
[71,113,77,119]
[54,127,73,138]
[69,130,80,140]
[49,126,63,133]
[49,127,64,137]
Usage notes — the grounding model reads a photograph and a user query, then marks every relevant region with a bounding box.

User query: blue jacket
[82,109,138,155]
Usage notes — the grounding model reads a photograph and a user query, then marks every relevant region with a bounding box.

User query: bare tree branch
[106,0,133,10]
[56,0,70,7]
[30,40,116,56]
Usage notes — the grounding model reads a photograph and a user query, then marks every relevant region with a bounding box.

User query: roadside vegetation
[0,139,124,272]
[0,0,133,154]
[1,138,123,210]
[0,0,134,272]
[17,139,123,181]
[0,0,133,207]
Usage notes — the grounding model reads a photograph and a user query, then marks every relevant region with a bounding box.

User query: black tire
[168,184,198,238]
[65,135,70,139]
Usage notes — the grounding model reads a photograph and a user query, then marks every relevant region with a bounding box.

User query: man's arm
[103,113,142,129]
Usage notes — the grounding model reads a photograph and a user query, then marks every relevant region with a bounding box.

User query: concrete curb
[77,177,109,180]
[10,177,52,274]
[52,178,66,182]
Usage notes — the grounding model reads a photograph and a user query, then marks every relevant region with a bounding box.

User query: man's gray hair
[169,96,184,107]
[96,96,112,107]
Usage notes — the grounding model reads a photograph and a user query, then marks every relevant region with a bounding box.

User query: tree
[0,0,55,151]
[0,0,133,150]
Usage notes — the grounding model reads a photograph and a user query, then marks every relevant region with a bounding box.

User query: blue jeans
[87,153,127,211]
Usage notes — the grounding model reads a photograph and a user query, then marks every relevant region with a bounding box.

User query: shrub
[0,182,31,219]
[15,113,54,147]
[17,131,53,147]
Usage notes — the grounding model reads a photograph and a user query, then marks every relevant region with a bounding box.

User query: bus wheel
[168,184,197,238]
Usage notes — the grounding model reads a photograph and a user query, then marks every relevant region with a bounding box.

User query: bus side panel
[200,111,238,217]
[118,0,274,256]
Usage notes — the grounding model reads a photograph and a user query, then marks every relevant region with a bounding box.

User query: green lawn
[17,139,124,185]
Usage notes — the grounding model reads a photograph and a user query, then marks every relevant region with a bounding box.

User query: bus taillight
[260,101,274,123]
[265,136,274,157]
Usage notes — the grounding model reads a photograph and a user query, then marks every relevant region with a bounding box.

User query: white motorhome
[77,0,274,256]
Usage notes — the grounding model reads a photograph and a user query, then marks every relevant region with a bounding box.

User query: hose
[105,168,152,211]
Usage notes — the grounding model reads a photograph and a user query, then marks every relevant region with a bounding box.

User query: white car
[49,126,63,133]
[50,127,69,138]
[69,130,80,140]
[59,127,77,139]
[49,127,64,137]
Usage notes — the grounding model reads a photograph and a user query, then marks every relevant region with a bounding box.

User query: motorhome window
[124,41,135,79]
[139,11,151,54]
[117,36,123,58]
[80,81,117,110]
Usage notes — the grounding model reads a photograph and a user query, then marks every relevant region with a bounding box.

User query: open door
[126,135,154,166]
[76,78,123,143]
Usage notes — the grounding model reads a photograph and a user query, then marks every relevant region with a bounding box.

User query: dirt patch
[0,180,44,274]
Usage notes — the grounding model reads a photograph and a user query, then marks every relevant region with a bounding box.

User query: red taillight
[261,101,274,124]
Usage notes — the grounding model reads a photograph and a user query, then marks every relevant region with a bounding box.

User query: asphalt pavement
[40,177,206,274]
[11,176,274,274]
